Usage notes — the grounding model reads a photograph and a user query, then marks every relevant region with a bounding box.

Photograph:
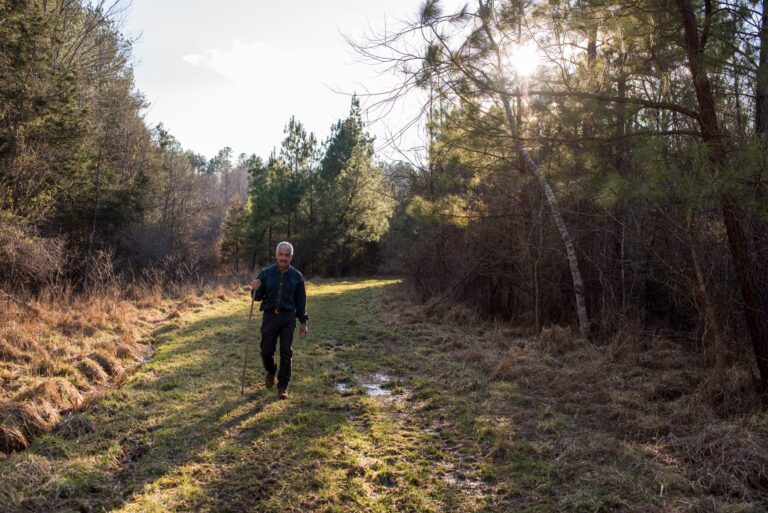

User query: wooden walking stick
[241,293,255,396]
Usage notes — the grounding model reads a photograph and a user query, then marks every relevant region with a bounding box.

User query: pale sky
[122,0,432,162]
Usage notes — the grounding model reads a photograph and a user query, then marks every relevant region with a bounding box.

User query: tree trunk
[756,0,768,134]
[85,146,104,292]
[687,214,726,372]
[333,244,340,278]
[309,172,316,228]
[583,25,598,139]
[477,9,590,338]
[500,95,591,339]
[248,228,267,272]
[754,0,768,384]
[615,51,629,314]
[248,246,258,272]
[234,239,240,273]
[677,0,768,392]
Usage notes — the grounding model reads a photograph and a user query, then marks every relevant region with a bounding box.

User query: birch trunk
[475,5,591,338]
[500,96,591,339]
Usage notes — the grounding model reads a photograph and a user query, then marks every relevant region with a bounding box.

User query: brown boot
[265,372,275,389]
[277,387,288,400]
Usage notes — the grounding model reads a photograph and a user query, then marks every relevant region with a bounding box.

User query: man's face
[276,247,292,269]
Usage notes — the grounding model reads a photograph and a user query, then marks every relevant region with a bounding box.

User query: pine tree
[220,197,249,272]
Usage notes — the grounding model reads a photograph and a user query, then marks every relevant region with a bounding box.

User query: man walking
[250,241,309,399]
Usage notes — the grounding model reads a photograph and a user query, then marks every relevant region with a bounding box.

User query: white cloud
[182,39,273,83]
[181,53,206,67]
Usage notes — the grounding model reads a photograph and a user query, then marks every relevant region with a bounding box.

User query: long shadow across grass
[184,279,506,513]
[106,279,442,513]
[42,278,756,513]
[1,301,285,512]
[0,280,419,512]
[3,279,505,513]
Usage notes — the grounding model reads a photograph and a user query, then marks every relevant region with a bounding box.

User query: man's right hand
[250,278,261,291]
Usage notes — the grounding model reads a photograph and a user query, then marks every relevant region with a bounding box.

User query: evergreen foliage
[0,1,251,286]
[243,98,395,275]
[365,0,768,390]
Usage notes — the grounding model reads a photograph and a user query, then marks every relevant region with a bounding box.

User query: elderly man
[250,241,309,399]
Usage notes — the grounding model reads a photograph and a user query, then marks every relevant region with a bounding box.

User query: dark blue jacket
[252,264,308,323]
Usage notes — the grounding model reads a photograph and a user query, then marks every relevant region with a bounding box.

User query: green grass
[0,279,732,512]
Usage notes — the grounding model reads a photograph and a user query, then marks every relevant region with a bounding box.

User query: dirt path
[0,279,757,512]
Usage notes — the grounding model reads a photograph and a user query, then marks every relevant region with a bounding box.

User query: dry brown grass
[87,351,125,379]
[380,287,768,506]
[76,358,110,384]
[164,284,234,320]
[537,324,577,354]
[0,274,247,454]
[58,412,94,437]
[114,338,145,360]
[0,375,90,452]
[14,378,85,412]
[491,347,557,386]
[209,284,230,301]
[0,340,31,362]
[692,365,761,416]
[664,423,768,500]
[0,401,50,452]
[438,303,479,325]
[0,293,148,452]
[132,281,163,309]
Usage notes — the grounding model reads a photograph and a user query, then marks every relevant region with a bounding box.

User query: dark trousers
[260,310,296,389]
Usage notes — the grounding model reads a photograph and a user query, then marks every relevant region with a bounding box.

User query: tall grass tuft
[0,271,248,454]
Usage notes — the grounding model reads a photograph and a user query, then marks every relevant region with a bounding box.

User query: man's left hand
[299,323,308,338]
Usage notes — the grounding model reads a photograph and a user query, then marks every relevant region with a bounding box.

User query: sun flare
[508,41,541,77]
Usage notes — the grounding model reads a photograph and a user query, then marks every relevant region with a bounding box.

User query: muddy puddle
[335,382,352,392]
[359,371,394,396]
[334,371,404,397]
[443,473,484,490]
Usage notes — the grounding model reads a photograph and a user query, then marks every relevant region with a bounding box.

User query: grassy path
[1,279,734,512]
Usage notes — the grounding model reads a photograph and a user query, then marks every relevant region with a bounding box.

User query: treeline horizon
[219,98,395,277]
[0,0,396,297]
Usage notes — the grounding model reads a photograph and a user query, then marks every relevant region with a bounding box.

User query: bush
[0,212,63,290]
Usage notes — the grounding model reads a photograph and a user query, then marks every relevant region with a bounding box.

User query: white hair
[275,241,294,256]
